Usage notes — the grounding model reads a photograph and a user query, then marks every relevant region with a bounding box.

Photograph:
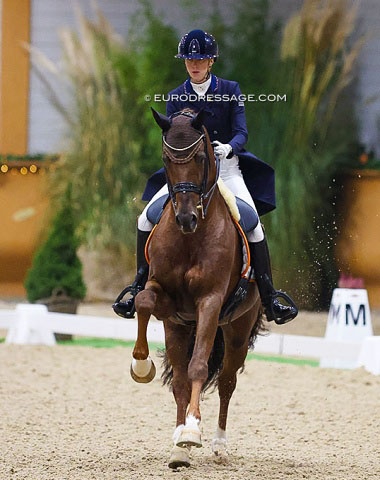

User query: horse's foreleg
[130,312,156,383]
[131,288,157,383]
[177,298,221,448]
[176,370,214,449]
[168,443,191,469]
[164,320,192,427]
[187,299,220,419]
[175,374,211,449]
[164,320,194,467]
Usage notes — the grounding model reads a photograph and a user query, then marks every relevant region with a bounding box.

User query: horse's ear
[151,108,171,132]
[191,109,205,131]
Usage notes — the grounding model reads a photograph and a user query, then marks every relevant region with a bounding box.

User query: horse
[131,108,264,469]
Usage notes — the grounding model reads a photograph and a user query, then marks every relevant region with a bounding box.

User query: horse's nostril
[176,211,198,233]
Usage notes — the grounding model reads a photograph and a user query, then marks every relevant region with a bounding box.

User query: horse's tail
[160,326,225,393]
[204,326,225,392]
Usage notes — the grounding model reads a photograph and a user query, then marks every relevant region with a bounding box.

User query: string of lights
[0,155,59,175]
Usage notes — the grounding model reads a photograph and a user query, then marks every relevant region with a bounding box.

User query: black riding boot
[112,229,150,318]
[249,238,298,325]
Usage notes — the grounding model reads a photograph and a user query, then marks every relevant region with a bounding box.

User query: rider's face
[185,58,214,83]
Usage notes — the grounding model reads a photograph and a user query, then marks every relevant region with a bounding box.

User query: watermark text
[144,93,287,103]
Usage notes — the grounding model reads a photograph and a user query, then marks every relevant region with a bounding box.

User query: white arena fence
[0,299,379,375]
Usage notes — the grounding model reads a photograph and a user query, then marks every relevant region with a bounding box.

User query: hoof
[212,427,227,456]
[176,415,202,448]
[168,445,191,469]
[212,437,228,456]
[176,429,202,448]
[130,357,156,383]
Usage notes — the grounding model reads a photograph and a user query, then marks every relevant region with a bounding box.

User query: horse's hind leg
[213,353,240,456]
[213,312,256,455]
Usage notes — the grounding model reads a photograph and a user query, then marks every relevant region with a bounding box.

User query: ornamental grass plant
[27,3,185,296]
[223,0,363,308]
[114,1,184,176]
[28,3,183,273]
[266,0,363,308]
[28,6,144,261]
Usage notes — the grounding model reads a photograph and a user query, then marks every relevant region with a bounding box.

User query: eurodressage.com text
[145,93,287,103]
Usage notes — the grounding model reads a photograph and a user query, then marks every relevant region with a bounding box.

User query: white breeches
[138,184,169,231]
[137,155,264,243]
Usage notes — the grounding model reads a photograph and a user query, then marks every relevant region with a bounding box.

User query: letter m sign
[345,303,366,326]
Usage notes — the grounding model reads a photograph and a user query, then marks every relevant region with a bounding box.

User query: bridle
[162,111,220,219]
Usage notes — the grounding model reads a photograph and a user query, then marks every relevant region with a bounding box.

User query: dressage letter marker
[320,288,373,369]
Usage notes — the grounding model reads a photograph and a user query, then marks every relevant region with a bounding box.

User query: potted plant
[24,190,86,340]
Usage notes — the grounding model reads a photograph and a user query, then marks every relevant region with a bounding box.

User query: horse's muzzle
[175,211,198,233]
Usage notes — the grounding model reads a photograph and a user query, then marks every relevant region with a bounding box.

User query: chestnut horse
[131,108,263,468]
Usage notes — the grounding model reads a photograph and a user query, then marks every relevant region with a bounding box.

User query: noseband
[162,112,220,218]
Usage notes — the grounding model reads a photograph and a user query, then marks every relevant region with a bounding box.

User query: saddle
[147,195,259,234]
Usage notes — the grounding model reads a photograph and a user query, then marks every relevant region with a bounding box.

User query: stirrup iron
[112,285,140,319]
[267,290,298,325]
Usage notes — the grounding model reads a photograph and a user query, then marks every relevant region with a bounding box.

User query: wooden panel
[0,165,50,297]
[0,0,31,154]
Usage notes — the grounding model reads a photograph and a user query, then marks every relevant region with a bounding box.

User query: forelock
[165,114,201,149]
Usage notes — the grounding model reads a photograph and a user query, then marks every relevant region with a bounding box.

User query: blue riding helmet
[175,29,218,60]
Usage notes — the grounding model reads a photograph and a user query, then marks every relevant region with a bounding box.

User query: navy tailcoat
[142,74,276,216]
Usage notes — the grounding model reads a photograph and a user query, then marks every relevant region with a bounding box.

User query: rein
[162,114,220,219]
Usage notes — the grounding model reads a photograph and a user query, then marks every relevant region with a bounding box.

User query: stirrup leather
[219,276,249,322]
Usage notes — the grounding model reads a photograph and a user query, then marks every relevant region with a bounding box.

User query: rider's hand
[212,141,232,161]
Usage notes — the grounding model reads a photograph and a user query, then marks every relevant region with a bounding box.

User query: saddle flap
[236,197,259,233]
[146,195,169,225]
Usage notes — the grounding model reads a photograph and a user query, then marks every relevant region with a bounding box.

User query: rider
[114,29,298,325]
